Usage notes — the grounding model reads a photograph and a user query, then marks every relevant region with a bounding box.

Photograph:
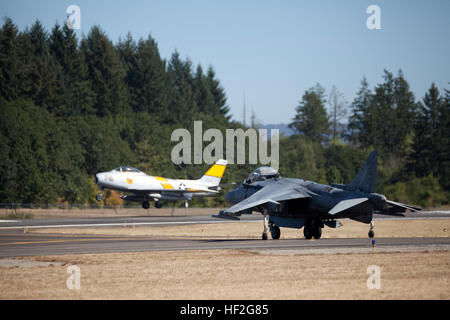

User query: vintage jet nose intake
[94,174,100,184]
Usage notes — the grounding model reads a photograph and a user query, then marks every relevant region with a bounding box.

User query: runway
[0,230,449,258]
[0,215,261,230]
[0,209,448,230]
[0,211,449,258]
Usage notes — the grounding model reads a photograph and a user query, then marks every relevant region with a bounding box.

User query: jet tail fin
[197,159,227,187]
[345,150,378,193]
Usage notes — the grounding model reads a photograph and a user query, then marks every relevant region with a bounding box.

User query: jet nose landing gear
[261,214,281,240]
[96,193,103,202]
[368,221,375,238]
[261,213,269,240]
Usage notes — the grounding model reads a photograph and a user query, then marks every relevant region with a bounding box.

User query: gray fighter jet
[212,150,420,240]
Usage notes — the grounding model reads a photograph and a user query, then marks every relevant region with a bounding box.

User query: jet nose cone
[95,173,104,185]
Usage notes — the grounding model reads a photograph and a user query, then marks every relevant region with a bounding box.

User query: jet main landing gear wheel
[303,219,322,239]
[269,224,281,240]
[313,224,322,239]
[142,201,150,209]
[155,201,163,209]
[303,226,313,239]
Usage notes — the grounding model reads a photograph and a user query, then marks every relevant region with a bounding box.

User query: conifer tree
[289,84,330,144]
[119,34,170,118]
[18,20,63,111]
[49,23,95,116]
[0,17,19,100]
[348,77,372,145]
[167,51,197,125]
[205,66,230,121]
[81,25,127,117]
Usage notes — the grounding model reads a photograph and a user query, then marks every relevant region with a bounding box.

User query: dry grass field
[0,207,223,219]
[1,219,449,300]
[0,250,448,299]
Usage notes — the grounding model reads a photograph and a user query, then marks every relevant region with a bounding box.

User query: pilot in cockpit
[244,166,280,184]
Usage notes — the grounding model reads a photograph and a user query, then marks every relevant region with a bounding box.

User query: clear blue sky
[1,0,449,124]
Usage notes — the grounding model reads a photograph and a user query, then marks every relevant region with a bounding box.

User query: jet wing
[328,197,421,216]
[223,181,310,214]
[385,200,421,212]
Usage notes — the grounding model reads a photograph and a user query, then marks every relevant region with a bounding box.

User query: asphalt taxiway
[0,211,448,258]
[0,230,449,258]
[0,210,448,230]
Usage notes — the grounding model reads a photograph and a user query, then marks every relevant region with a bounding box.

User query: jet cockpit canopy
[113,166,142,173]
[244,166,280,184]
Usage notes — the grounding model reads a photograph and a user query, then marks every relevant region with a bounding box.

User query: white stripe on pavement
[0,219,256,230]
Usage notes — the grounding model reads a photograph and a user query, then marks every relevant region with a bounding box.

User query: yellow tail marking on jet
[205,164,226,178]
[154,176,173,189]
[187,188,203,192]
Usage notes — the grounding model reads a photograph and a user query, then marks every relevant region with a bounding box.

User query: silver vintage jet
[213,150,420,239]
[95,159,227,209]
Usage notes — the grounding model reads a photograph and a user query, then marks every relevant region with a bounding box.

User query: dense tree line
[0,18,448,207]
[0,18,239,206]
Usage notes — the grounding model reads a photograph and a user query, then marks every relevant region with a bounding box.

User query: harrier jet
[213,150,420,239]
[95,159,227,209]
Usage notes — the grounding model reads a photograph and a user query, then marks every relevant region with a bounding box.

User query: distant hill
[257,123,295,137]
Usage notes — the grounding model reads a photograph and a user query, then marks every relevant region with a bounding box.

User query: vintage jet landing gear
[96,193,103,201]
[155,201,163,209]
[368,221,375,238]
[142,201,150,209]
[269,223,281,240]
